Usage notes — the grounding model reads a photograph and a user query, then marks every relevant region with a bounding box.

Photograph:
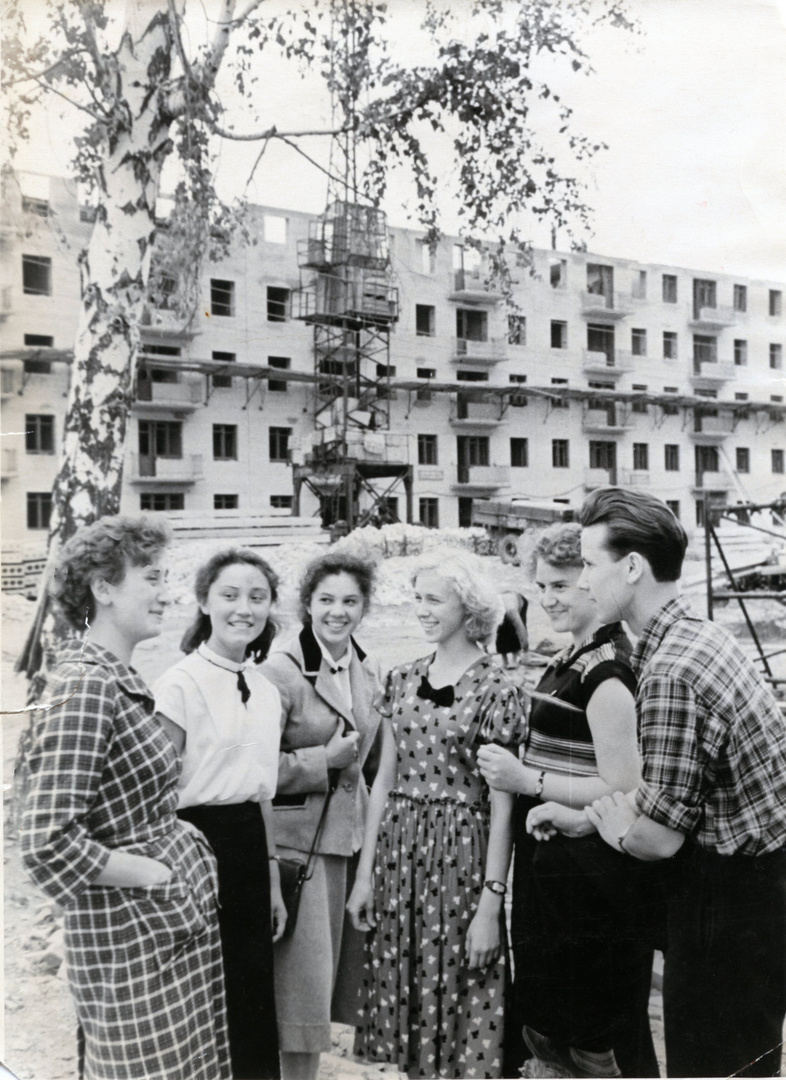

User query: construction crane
[290,2,410,532]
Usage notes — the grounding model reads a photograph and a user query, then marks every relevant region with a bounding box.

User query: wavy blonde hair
[411,549,504,643]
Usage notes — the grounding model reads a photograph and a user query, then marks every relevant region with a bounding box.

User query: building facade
[2,173,785,548]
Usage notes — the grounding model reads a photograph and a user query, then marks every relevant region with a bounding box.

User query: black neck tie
[237,669,251,706]
[416,674,455,708]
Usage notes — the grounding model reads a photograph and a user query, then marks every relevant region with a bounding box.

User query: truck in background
[471,497,576,564]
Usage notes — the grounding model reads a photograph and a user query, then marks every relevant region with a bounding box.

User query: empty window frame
[664,444,680,471]
[735,448,750,474]
[214,494,239,509]
[549,258,567,289]
[213,424,237,460]
[418,434,438,465]
[138,420,182,459]
[769,290,782,317]
[456,307,487,342]
[27,492,53,529]
[269,426,291,462]
[770,344,783,370]
[421,242,436,275]
[663,332,678,360]
[416,304,436,337]
[212,350,235,388]
[263,214,287,243]
[508,314,526,346]
[773,449,784,474]
[734,339,748,366]
[551,377,569,407]
[631,384,648,414]
[632,270,647,299]
[733,284,747,312]
[140,492,185,511]
[693,278,717,312]
[510,437,529,467]
[552,439,570,468]
[586,263,613,297]
[416,367,435,401]
[693,335,718,364]
[22,255,52,296]
[661,388,680,416]
[210,278,235,317]
[22,196,50,217]
[631,328,647,356]
[662,274,678,303]
[509,374,528,406]
[419,497,439,528]
[267,286,290,322]
[271,495,293,509]
[551,320,567,349]
[268,356,290,392]
[25,414,55,453]
[633,443,649,470]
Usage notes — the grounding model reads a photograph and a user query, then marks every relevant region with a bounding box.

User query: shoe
[521,1027,577,1078]
[569,1047,621,1078]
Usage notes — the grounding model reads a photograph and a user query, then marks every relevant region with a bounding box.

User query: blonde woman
[348,550,526,1079]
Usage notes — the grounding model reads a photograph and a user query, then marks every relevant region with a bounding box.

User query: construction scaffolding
[702,497,786,701]
[292,199,409,530]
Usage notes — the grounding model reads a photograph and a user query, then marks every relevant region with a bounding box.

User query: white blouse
[153,642,282,809]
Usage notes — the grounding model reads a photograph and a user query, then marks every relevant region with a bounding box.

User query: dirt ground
[3,548,784,1080]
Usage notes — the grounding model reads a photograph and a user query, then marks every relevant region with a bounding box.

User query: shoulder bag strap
[281,650,339,879]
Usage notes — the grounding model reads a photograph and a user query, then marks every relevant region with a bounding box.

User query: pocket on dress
[128,870,208,972]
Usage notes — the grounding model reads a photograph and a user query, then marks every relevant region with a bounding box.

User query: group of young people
[19,487,786,1080]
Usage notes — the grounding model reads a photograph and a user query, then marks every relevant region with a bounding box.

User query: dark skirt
[509,795,663,1078]
[495,599,528,654]
[178,802,280,1080]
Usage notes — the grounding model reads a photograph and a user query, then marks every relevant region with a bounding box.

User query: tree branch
[167,0,196,86]
[1,49,89,89]
[24,75,103,121]
[211,121,348,141]
[276,135,346,187]
[195,0,240,88]
[79,5,108,84]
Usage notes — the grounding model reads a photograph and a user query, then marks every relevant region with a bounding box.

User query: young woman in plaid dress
[21,516,231,1080]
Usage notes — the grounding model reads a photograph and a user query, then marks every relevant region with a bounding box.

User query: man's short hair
[579,487,688,582]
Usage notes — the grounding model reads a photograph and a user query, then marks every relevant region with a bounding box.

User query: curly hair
[525,522,583,579]
[52,515,172,630]
[298,551,377,623]
[180,548,280,663]
[410,549,504,643]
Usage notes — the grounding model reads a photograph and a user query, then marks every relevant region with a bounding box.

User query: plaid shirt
[632,597,786,856]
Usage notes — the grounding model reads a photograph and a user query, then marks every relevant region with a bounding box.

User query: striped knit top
[524,623,637,778]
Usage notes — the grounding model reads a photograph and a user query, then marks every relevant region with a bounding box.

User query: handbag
[277,767,340,939]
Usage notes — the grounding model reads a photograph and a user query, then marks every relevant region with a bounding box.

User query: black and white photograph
[2,1,786,1078]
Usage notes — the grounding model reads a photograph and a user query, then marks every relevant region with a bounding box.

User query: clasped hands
[525,791,638,845]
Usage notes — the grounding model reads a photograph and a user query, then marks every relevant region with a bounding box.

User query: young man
[576,487,786,1078]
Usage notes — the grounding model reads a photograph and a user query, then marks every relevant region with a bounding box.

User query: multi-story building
[2,173,784,551]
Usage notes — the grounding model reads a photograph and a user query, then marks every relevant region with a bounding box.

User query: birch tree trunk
[17,5,178,693]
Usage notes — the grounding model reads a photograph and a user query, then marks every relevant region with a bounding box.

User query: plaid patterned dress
[20,640,231,1080]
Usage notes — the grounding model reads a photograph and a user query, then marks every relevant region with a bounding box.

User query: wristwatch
[483,879,507,896]
[534,770,546,798]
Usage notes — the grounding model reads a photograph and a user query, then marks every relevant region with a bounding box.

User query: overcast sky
[11,0,786,282]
